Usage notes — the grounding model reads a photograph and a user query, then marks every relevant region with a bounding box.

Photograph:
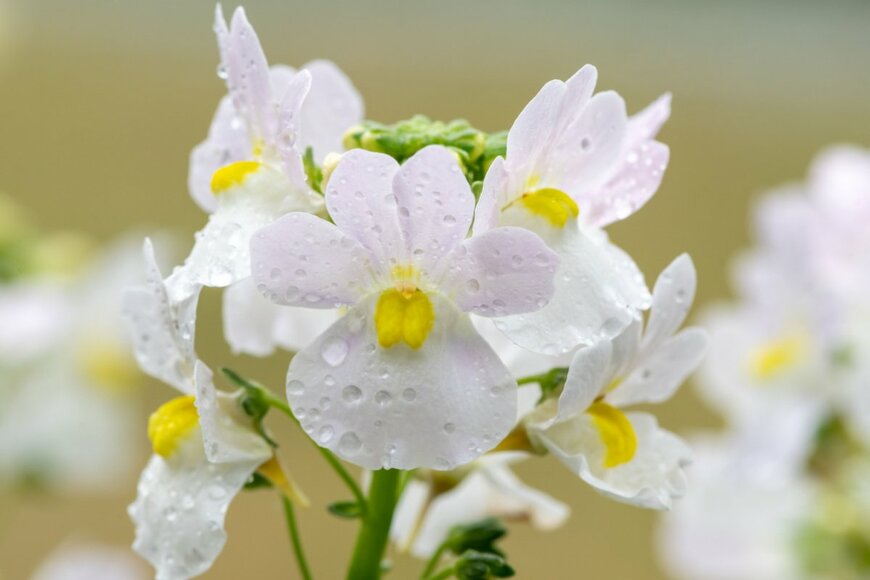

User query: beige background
[1,0,869,578]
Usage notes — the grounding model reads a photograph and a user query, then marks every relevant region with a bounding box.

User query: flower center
[748,331,807,380]
[374,285,435,350]
[514,188,579,228]
[210,161,263,194]
[148,395,200,458]
[586,401,637,468]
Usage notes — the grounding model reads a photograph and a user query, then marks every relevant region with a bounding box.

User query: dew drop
[287,380,305,396]
[321,337,349,366]
[465,279,480,294]
[443,422,456,434]
[338,432,362,455]
[318,425,335,443]
[402,388,417,402]
[342,385,362,403]
[375,390,392,406]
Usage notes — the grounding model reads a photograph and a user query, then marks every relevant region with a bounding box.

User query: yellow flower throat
[374,266,435,349]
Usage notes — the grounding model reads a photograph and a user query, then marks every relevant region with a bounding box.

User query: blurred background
[1,0,868,577]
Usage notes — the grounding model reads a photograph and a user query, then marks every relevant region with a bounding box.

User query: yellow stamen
[147,396,200,458]
[748,332,807,380]
[374,288,435,349]
[516,188,579,228]
[210,161,262,194]
[586,401,637,468]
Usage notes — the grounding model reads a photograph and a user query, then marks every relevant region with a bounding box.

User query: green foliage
[243,471,273,491]
[303,147,324,194]
[445,518,508,558]
[328,500,364,519]
[221,367,278,448]
[453,550,515,580]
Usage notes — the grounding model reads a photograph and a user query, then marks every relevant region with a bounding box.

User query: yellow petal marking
[586,401,637,468]
[78,337,140,393]
[516,188,579,228]
[148,396,200,458]
[748,332,807,381]
[210,161,262,194]
[374,288,435,350]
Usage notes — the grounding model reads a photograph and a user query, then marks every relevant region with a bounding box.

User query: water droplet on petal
[338,432,362,455]
[342,385,362,403]
[321,337,349,366]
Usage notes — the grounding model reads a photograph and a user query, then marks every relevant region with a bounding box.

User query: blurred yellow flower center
[374,284,435,350]
[210,161,262,194]
[516,188,579,228]
[78,338,140,393]
[586,401,637,468]
[148,396,200,458]
[748,332,807,380]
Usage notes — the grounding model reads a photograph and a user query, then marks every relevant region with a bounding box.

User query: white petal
[444,226,559,318]
[129,438,261,580]
[250,212,374,308]
[223,277,338,356]
[642,253,697,353]
[31,544,147,580]
[389,478,431,552]
[494,225,649,355]
[607,328,708,407]
[505,79,567,179]
[284,294,516,470]
[298,60,364,162]
[471,315,565,379]
[540,340,612,428]
[193,362,272,464]
[540,411,691,509]
[473,156,509,235]
[324,150,405,271]
[394,145,474,273]
[122,240,199,394]
[0,282,71,364]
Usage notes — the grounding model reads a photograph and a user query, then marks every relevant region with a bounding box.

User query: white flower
[0,237,148,490]
[250,145,560,470]
[658,436,814,580]
[30,543,147,580]
[124,241,279,580]
[390,452,569,558]
[167,6,362,361]
[525,255,707,509]
[475,65,671,354]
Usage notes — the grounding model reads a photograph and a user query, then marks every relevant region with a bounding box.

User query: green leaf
[327,500,364,519]
[243,472,273,491]
[445,518,507,557]
[303,147,324,194]
[454,550,515,579]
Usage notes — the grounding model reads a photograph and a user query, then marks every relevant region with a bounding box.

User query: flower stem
[346,469,401,580]
[282,495,313,580]
[420,543,447,579]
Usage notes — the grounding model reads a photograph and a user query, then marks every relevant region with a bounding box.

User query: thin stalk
[423,568,454,580]
[282,495,313,580]
[419,543,447,579]
[346,469,401,580]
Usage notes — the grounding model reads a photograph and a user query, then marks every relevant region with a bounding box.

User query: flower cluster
[659,146,870,579]
[121,6,705,578]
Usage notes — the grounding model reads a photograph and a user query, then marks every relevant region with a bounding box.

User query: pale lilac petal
[642,254,697,353]
[394,145,475,272]
[223,278,337,356]
[193,362,272,464]
[505,80,566,178]
[473,156,509,235]
[550,340,612,426]
[122,240,199,394]
[188,96,250,213]
[607,328,708,407]
[250,212,374,308]
[494,226,649,355]
[553,91,627,195]
[627,93,671,142]
[540,412,691,509]
[324,149,405,271]
[299,60,364,162]
[221,7,275,143]
[129,439,261,580]
[284,294,516,470]
[444,227,559,317]
[274,69,313,195]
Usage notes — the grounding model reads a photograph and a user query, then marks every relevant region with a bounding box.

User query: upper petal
[122,239,199,394]
[444,227,559,317]
[298,60,364,162]
[250,212,374,308]
[643,253,698,353]
[284,294,516,470]
[324,149,406,271]
[394,145,474,273]
[193,362,273,464]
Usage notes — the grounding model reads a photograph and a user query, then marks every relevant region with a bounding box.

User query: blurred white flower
[30,543,147,580]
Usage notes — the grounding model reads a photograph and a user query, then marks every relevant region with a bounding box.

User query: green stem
[423,568,454,580]
[516,373,544,385]
[263,390,367,512]
[282,495,313,580]
[420,543,447,579]
[346,469,401,580]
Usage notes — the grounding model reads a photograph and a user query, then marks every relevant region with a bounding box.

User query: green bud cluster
[343,116,507,189]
